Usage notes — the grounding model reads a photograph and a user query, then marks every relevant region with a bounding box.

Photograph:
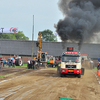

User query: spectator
[32,59,35,69]
[0,57,2,69]
[97,63,100,70]
[97,58,100,70]
[27,59,30,65]
[27,58,32,69]
[5,59,7,67]
[3,58,5,67]
[1,58,3,67]
[9,58,12,67]
[13,57,15,67]
[11,58,13,66]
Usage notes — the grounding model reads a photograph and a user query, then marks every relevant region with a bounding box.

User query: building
[0,39,100,63]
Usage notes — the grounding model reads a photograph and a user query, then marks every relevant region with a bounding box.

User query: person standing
[27,58,31,69]
[9,58,11,67]
[0,57,2,69]
[98,58,100,70]
[32,59,35,69]
[13,57,15,67]
[3,58,5,67]
[1,58,3,67]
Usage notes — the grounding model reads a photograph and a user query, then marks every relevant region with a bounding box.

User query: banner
[0,27,18,33]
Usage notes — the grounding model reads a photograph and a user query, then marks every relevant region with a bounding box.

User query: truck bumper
[61,68,81,74]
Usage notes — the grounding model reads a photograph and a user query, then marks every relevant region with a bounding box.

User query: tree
[15,31,29,40]
[41,29,57,41]
[0,31,29,40]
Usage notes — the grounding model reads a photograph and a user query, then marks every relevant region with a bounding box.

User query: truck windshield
[62,56,81,63]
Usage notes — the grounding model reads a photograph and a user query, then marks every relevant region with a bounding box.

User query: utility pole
[32,15,34,58]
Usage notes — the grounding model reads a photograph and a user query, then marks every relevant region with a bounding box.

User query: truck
[47,55,61,67]
[57,47,84,78]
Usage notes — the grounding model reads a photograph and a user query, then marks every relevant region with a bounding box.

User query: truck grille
[66,65,76,68]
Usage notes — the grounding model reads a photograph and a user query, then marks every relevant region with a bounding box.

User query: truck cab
[57,47,84,78]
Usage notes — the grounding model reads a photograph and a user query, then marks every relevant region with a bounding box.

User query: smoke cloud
[55,0,100,50]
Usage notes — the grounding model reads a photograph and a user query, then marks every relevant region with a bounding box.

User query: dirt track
[0,68,100,100]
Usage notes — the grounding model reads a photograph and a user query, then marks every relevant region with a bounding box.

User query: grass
[0,66,28,78]
[0,73,14,78]
[15,64,27,68]
[94,67,97,69]
[92,67,97,72]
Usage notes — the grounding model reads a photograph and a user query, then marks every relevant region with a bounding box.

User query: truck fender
[81,68,85,75]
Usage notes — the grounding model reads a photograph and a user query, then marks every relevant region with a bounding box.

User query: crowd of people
[0,57,16,68]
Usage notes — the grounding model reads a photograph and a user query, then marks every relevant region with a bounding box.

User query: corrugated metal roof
[0,39,100,58]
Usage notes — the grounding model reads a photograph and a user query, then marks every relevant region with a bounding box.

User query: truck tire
[60,73,64,77]
[15,58,23,66]
[60,73,63,77]
[81,68,85,75]
[53,64,55,68]
[78,74,81,78]
[47,64,52,67]
[57,67,63,77]
[15,59,19,66]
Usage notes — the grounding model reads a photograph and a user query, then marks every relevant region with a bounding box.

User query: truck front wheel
[78,74,81,78]
[60,73,64,77]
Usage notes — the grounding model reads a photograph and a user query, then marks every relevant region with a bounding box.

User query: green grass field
[0,73,13,78]
[15,64,27,68]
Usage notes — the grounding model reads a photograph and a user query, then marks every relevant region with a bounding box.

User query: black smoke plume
[55,0,100,50]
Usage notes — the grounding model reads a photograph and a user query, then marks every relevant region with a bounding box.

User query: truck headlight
[62,70,65,72]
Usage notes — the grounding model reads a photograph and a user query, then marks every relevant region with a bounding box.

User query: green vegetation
[92,67,97,71]
[15,64,27,68]
[0,31,29,40]
[4,63,27,68]
[0,69,27,78]
[0,74,11,78]
[41,29,57,41]
[94,67,97,69]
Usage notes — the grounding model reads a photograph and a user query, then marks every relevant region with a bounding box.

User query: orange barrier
[97,70,99,74]
[98,71,100,77]
[97,70,100,77]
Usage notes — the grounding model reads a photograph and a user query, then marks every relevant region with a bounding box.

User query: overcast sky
[0,0,63,41]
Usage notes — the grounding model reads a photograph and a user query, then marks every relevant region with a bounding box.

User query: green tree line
[41,29,57,42]
[0,29,57,41]
[0,31,29,40]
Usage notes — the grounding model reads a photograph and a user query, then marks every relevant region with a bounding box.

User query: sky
[0,0,63,41]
